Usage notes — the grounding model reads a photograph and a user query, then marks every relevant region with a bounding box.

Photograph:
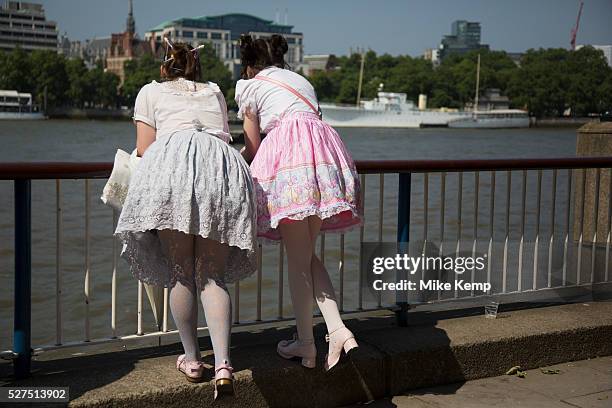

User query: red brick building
[106,0,152,83]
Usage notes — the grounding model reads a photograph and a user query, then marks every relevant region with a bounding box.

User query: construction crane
[570,1,584,50]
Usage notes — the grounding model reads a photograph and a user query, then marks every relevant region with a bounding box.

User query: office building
[439,20,489,61]
[0,0,58,52]
[145,13,303,79]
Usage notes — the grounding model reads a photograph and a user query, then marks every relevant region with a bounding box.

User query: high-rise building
[439,20,489,61]
[451,21,481,47]
[145,13,304,79]
[0,0,58,52]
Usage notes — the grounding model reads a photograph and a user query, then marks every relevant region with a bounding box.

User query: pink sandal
[324,326,358,371]
[176,354,205,383]
[277,333,317,368]
[214,360,235,400]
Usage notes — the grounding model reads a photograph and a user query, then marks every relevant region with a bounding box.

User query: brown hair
[239,34,288,79]
[161,41,201,81]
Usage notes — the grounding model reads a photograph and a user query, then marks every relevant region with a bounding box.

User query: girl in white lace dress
[115,41,255,398]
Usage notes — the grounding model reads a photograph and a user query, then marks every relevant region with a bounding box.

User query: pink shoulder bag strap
[254,75,321,117]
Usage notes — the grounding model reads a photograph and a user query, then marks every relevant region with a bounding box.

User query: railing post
[396,172,411,327]
[14,179,32,379]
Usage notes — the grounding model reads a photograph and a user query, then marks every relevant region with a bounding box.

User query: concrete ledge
[2,301,612,407]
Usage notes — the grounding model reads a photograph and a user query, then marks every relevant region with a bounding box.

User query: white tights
[158,230,232,368]
[279,216,345,342]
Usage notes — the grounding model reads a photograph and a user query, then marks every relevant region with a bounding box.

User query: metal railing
[2,157,612,378]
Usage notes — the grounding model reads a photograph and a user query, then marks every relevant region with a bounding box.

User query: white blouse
[133,78,231,143]
[234,67,319,133]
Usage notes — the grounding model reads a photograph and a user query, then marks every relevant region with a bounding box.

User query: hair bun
[162,41,200,82]
[239,34,256,61]
[238,34,288,78]
[269,34,288,57]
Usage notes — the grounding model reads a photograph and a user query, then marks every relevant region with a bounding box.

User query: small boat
[320,92,470,128]
[0,90,46,120]
[447,109,530,128]
[448,55,529,129]
[319,52,529,129]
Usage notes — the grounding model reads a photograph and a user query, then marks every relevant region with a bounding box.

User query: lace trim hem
[257,202,363,244]
[115,222,256,253]
[116,226,257,287]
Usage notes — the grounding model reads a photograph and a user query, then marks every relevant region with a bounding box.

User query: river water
[0,120,579,350]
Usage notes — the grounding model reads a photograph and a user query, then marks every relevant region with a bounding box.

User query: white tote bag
[101,149,164,326]
[101,149,140,211]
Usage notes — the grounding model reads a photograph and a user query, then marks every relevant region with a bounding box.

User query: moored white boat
[0,111,46,120]
[319,53,530,129]
[0,90,46,120]
[320,92,470,128]
[447,109,530,128]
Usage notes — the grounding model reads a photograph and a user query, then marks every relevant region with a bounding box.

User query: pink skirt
[250,112,363,242]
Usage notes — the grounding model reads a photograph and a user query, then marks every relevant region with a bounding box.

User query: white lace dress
[115,79,257,287]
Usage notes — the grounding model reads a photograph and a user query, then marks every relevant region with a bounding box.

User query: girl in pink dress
[235,34,363,370]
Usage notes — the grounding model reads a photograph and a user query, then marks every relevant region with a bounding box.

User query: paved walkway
[347,356,612,408]
[3,302,611,407]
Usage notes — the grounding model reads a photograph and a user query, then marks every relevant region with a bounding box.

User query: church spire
[126,0,135,34]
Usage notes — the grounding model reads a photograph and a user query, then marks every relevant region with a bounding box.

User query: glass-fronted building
[439,20,489,61]
[145,13,303,79]
[0,1,58,52]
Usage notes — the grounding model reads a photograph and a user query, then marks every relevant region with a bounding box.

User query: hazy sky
[36,0,612,56]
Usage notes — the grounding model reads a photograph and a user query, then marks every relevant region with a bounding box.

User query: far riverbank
[46,108,599,128]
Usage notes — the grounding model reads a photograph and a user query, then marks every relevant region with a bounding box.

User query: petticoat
[115,129,258,288]
[250,112,363,242]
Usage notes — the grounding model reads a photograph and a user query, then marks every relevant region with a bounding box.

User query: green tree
[336,72,360,104]
[65,58,88,108]
[430,50,517,109]
[85,65,120,108]
[199,44,232,95]
[565,46,611,115]
[225,86,237,111]
[385,56,434,102]
[29,50,69,108]
[0,48,33,93]
[507,48,570,116]
[122,53,160,106]
[599,72,612,114]
[309,69,339,102]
